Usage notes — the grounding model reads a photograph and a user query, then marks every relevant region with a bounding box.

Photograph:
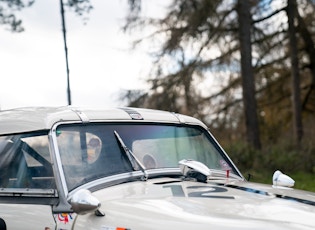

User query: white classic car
[0,107,314,230]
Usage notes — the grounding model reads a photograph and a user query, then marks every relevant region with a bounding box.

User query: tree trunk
[237,0,261,149]
[60,0,72,105]
[287,0,303,146]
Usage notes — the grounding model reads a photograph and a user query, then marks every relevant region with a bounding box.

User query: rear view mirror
[179,159,211,182]
[69,189,101,215]
[272,170,295,188]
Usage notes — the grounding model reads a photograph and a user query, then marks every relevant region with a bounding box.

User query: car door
[0,204,55,230]
[0,133,57,230]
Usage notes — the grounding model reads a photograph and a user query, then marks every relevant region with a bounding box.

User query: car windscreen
[55,123,237,191]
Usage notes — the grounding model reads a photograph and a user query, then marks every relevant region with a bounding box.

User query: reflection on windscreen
[56,123,235,191]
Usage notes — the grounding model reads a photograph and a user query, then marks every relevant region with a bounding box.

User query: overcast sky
[0,0,167,110]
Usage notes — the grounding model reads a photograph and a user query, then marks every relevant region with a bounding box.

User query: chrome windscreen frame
[49,121,79,213]
[205,129,245,180]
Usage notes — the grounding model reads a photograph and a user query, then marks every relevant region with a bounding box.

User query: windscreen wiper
[114,130,148,181]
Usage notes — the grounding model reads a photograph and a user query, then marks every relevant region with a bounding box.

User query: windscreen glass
[55,123,237,191]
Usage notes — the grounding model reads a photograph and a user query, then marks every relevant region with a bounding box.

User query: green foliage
[0,0,92,32]
[126,1,315,191]
[119,1,315,192]
[64,0,93,18]
[0,0,34,32]
[290,172,315,192]
[244,170,315,193]
[224,140,315,192]
[123,0,315,151]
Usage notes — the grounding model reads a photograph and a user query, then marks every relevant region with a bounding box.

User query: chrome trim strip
[172,112,186,123]
[218,183,315,207]
[0,188,56,197]
[49,126,69,197]
[68,168,182,196]
[71,109,90,123]
[119,107,144,120]
[206,130,245,179]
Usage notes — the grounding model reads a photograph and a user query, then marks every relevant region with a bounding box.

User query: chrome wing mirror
[69,189,101,215]
[272,170,295,188]
[179,159,211,182]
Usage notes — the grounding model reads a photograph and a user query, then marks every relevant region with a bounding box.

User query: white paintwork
[0,107,205,135]
[72,178,315,230]
[0,204,55,230]
[0,106,314,230]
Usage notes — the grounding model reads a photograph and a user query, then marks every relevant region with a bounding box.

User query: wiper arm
[114,130,148,181]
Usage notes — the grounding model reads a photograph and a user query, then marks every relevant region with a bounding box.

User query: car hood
[74,178,315,230]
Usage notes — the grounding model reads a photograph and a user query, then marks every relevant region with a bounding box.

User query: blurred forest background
[1,0,314,191]
[121,0,315,191]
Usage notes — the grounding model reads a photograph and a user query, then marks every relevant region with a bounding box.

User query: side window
[0,134,56,189]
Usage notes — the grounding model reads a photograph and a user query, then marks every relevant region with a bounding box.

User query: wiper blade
[114,130,148,180]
